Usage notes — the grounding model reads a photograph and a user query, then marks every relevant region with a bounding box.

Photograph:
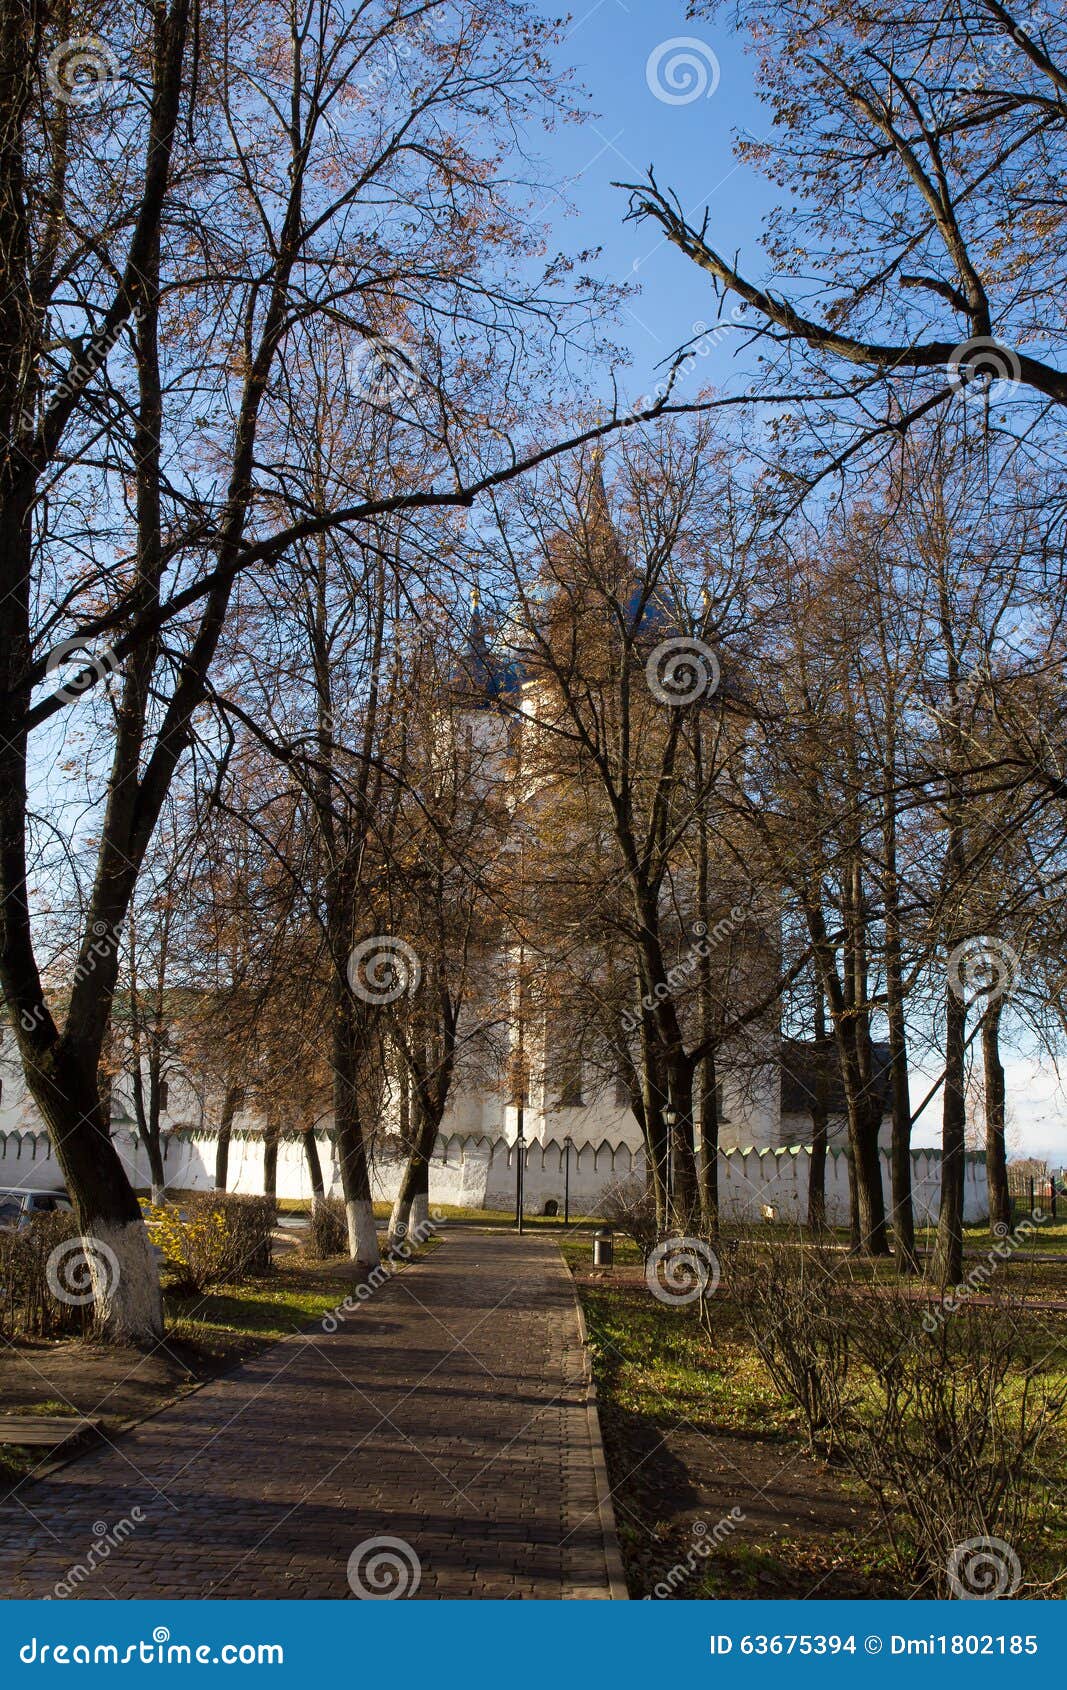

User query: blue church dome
[450,589,523,710]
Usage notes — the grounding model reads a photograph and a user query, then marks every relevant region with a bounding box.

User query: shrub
[725,1241,1063,1594]
[729,1237,855,1456]
[142,1193,276,1293]
[0,1210,92,1339]
[842,1286,1064,1595]
[306,1197,348,1259]
[600,1179,660,1259]
[206,1193,276,1279]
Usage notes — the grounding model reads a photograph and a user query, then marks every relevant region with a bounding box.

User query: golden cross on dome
[590,400,608,463]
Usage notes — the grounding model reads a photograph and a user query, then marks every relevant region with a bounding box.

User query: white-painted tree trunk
[150,1183,164,1206]
[346,1198,380,1267]
[409,1192,429,1234]
[85,1218,163,1343]
[389,1192,412,1247]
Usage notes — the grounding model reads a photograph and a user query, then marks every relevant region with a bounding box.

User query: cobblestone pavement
[0,1232,621,1599]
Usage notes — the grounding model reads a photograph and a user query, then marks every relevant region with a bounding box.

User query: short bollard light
[592,1226,614,1269]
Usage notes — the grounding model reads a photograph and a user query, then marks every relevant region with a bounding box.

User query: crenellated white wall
[0,1126,989,1226]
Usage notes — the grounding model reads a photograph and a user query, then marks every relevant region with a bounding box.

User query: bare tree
[624,0,1067,486]
[0,0,654,1335]
[485,427,795,1231]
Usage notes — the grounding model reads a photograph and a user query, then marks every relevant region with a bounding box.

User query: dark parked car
[0,1187,73,1232]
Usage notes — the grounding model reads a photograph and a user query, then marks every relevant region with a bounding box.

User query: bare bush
[843,1289,1064,1595]
[600,1180,660,1259]
[0,1211,91,1339]
[726,1241,1063,1593]
[206,1195,277,1279]
[729,1238,855,1455]
[306,1198,349,1260]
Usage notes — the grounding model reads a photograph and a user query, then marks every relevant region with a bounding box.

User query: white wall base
[346,1197,380,1266]
[0,1126,990,1226]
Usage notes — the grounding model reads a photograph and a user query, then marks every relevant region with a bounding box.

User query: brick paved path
[0,1233,622,1599]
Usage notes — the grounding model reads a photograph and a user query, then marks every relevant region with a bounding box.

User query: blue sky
[526,0,1067,1164]
[534,0,775,402]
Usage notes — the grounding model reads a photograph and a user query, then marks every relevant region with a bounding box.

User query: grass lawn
[561,1235,1067,1599]
[277,1195,590,1235]
[920,1214,1067,1256]
[405,1204,604,1231]
[163,1258,363,1353]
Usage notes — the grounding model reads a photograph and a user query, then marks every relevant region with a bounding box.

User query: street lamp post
[662,1098,677,1228]
[514,949,526,1235]
[514,840,527,1236]
[515,1107,525,1234]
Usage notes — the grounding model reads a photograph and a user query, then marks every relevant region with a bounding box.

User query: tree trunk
[670,1064,699,1228]
[846,1145,861,1250]
[333,990,380,1266]
[806,992,829,1233]
[847,1093,889,1253]
[31,1060,163,1343]
[639,1017,669,1228]
[805,899,888,1254]
[144,1130,166,1207]
[883,868,916,1268]
[982,1000,1011,1233]
[692,744,718,1239]
[936,977,967,1285]
[262,1116,280,1202]
[880,656,916,1270]
[697,1050,719,1237]
[390,1101,437,1246]
[843,860,890,1257]
[303,1128,326,1211]
[130,1043,166,1204]
[935,564,969,1288]
[886,978,917,1272]
[835,1025,889,1253]
[215,1082,240,1190]
[145,1054,166,1204]
[409,1154,430,1235]
[808,1100,828,1233]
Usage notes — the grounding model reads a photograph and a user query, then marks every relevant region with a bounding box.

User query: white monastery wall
[0,1124,988,1226]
